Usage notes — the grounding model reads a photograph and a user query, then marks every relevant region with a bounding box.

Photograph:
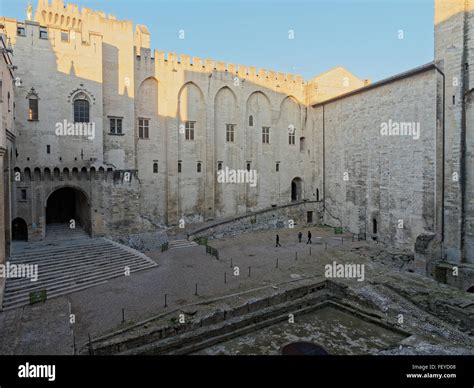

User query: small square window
[17,26,26,36]
[110,117,123,135]
[39,28,48,39]
[61,31,70,42]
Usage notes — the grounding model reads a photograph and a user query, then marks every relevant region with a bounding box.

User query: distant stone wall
[189,201,322,240]
[312,67,440,250]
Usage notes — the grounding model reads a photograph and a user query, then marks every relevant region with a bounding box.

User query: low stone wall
[188,201,323,240]
[427,261,474,293]
[112,229,168,252]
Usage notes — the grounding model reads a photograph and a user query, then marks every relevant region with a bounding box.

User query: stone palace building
[0,0,473,292]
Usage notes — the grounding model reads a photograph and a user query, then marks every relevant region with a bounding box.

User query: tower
[435,0,474,265]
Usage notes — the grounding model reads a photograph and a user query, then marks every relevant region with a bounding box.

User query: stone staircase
[45,223,90,241]
[168,239,199,250]
[2,225,157,310]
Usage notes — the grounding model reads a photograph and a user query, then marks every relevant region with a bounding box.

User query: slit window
[289,128,296,145]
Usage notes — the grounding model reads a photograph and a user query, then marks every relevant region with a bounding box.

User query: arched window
[153,162,158,173]
[197,162,202,173]
[74,99,90,123]
[249,115,253,126]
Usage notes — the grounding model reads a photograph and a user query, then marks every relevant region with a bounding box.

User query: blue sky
[1,0,434,81]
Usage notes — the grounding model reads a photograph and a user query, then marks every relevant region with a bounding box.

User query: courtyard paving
[0,225,472,355]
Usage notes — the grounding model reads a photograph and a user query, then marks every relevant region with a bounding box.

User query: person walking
[298,231,302,243]
[276,234,282,247]
[307,230,312,244]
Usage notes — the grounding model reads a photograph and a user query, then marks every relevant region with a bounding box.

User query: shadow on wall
[11,20,320,236]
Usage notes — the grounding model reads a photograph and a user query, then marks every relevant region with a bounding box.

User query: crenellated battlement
[34,0,132,31]
[136,48,305,85]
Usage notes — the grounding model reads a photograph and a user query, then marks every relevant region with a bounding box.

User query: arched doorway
[467,286,474,293]
[291,178,303,202]
[12,218,28,241]
[46,187,91,236]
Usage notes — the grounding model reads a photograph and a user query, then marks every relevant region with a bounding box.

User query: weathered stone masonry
[0,0,473,291]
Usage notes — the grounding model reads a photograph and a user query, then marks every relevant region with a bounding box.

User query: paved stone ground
[0,225,472,355]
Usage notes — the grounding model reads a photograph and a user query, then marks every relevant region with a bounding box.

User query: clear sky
[0,0,434,82]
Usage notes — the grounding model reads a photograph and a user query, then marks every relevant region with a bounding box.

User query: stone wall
[434,0,474,265]
[312,67,440,250]
[11,167,157,241]
[1,0,368,236]
[188,201,323,240]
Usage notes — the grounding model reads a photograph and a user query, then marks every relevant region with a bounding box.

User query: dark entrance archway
[467,286,474,293]
[46,187,91,236]
[291,177,303,202]
[12,218,28,241]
